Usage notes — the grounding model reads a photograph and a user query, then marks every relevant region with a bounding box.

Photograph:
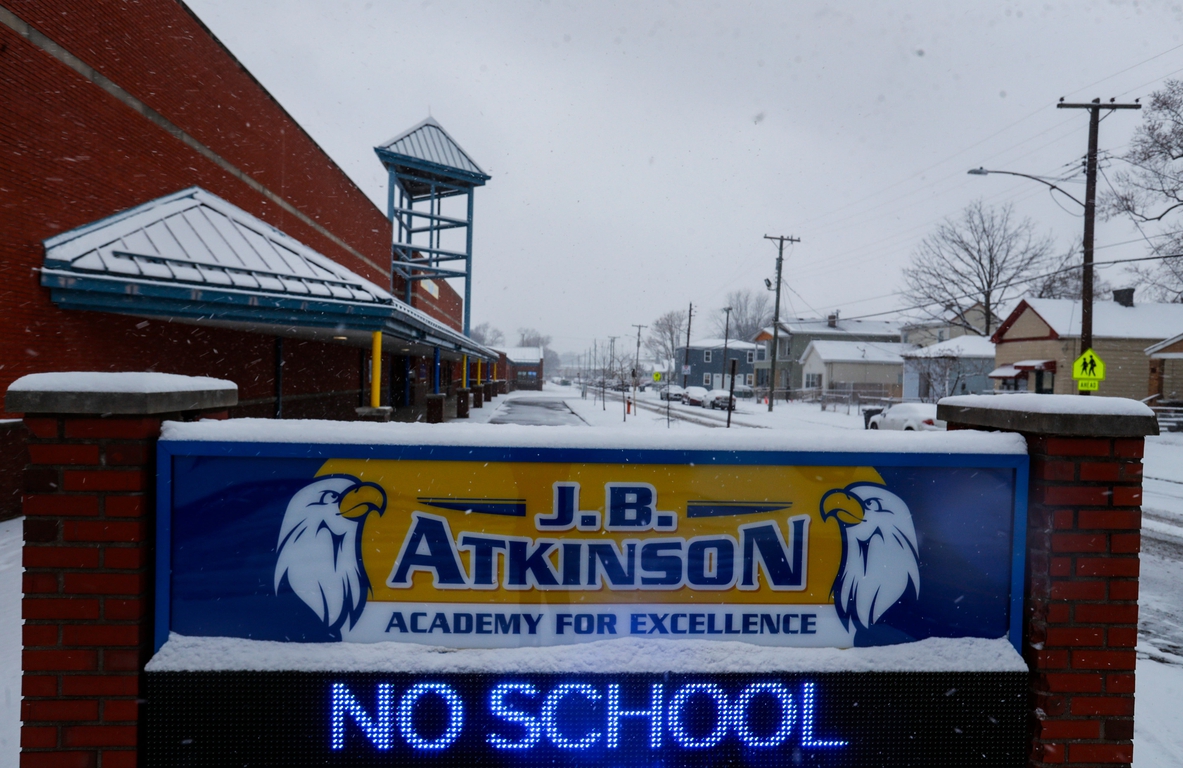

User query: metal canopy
[41,187,496,361]
[374,118,489,334]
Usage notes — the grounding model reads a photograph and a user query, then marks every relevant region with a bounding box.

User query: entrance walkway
[488,397,587,426]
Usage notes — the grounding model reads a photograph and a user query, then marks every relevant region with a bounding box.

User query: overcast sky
[187,0,1183,354]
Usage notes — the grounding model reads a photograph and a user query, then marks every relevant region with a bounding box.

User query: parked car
[732,384,755,399]
[867,403,946,431]
[682,386,709,407]
[705,389,736,410]
[659,384,686,401]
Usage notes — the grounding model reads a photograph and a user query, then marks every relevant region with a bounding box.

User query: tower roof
[376,117,489,185]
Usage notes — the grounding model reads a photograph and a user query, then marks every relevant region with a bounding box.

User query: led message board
[149,438,1029,767]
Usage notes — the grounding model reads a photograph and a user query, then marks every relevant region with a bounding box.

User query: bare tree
[645,309,687,367]
[517,328,552,348]
[711,289,772,341]
[469,322,505,347]
[908,353,976,403]
[1033,240,1113,301]
[1107,79,1183,301]
[904,201,1054,335]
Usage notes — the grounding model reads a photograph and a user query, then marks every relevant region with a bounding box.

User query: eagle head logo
[820,483,920,632]
[274,475,387,635]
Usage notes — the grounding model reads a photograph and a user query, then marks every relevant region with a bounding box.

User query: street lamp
[968,166,1094,392]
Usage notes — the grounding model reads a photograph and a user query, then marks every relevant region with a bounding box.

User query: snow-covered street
[1,390,1178,766]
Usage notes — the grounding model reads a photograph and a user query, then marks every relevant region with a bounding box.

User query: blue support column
[464,189,474,336]
[433,347,441,395]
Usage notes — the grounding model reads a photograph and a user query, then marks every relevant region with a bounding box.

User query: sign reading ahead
[1072,348,1106,391]
[157,444,1025,651]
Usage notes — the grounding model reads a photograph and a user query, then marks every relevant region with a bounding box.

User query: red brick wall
[0,1,464,417]
[949,424,1142,768]
[19,409,227,768]
[412,280,465,332]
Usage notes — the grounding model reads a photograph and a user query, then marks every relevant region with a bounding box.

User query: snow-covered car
[732,384,755,399]
[682,386,709,407]
[705,389,736,410]
[659,384,686,401]
[867,403,946,431]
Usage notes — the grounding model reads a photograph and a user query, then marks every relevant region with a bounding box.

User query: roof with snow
[800,340,917,365]
[375,118,489,184]
[40,187,497,360]
[998,298,1183,341]
[903,335,995,359]
[681,338,759,350]
[502,347,544,364]
[759,317,902,340]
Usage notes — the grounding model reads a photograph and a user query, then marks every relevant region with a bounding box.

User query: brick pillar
[7,373,237,768]
[939,395,1158,768]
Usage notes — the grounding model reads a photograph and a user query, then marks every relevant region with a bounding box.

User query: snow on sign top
[146,634,1025,674]
[161,417,1027,454]
[939,393,1154,418]
[9,372,236,394]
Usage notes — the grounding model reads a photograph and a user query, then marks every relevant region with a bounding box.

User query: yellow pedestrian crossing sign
[652,371,662,382]
[1072,349,1105,391]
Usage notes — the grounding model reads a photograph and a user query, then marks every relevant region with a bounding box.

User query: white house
[798,340,917,398]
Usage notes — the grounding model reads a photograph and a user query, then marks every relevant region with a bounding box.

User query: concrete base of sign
[455,389,470,418]
[425,394,445,424]
[472,387,483,408]
[354,406,393,422]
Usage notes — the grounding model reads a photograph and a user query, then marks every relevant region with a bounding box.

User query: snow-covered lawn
[1,400,1179,766]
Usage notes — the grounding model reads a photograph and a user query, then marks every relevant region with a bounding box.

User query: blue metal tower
[375,118,490,335]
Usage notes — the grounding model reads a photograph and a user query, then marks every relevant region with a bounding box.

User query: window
[757,346,766,361]
[703,350,712,363]
[703,373,711,386]
[745,373,754,385]
[805,373,822,389]
[746,350,754,364]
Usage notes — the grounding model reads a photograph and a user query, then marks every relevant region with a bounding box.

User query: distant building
[753,314,901,391]
[502,347,545,390]
[900,301,1014,347]
[990,295,1183,398]
[798,341,917,399]
[902,335,996,401]
[1146,333,1183,404]
[675,339,760,389]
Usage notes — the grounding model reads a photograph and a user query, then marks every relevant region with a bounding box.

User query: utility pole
[720,307,732,391]
[764,235,799,412]
[1057,98,1140,394]
[632,324,647,421]
[682,303,694,388]
[608,336,622,420]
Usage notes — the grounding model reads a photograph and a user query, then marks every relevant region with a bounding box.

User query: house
[798,341,918,398]
[502,347,545,390]
[753,314,901,392]
[1147,333,1183,404]
[900,300,1016,346]
[902,336,996,401]
[990,295,1183,398]
[675,339,760,389]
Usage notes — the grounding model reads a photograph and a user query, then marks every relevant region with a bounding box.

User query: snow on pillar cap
[937,393,1159,437]
[6,372,238,415]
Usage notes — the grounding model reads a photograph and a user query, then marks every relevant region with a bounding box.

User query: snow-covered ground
[1,392,1179,766]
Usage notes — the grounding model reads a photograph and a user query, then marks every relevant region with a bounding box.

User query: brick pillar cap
[937,393,1159,437]
[6,372,238,415]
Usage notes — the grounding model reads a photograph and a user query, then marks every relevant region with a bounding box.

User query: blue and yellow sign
[157,443,1026,652]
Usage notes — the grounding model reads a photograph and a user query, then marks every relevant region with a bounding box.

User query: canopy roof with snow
[502,346,544,365]
[903,335,995,359]
[41,187,496,360]
[800,340,916,364]
[994,298,1183,342]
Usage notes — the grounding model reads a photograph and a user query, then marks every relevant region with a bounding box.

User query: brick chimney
[1112,288,1135,308]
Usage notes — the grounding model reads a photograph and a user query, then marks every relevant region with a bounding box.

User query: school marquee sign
[147,433,1030,766]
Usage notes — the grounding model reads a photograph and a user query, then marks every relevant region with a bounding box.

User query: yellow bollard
[477,359,483,385]
[370,331,382,409]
